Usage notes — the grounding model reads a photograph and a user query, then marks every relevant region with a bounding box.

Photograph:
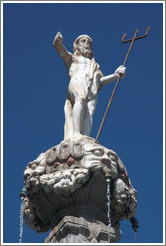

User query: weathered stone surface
[22,134,137,242]
[44,215,121,243]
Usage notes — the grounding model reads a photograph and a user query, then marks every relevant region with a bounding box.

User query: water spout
[19,184,30,198]
[130,216,139,243]
[135,231,137,243]
[102,165,111,179]
[106,177,111,243]
[102,165,112,242]
[19,197,25,243]
[19,184,30,243]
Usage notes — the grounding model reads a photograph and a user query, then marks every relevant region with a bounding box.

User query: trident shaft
[95,26,150,143]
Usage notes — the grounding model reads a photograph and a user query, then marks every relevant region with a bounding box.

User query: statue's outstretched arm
[53,32,73,66]
[100,65,126,86]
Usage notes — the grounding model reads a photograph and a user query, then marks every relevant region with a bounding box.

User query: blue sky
[2,1,164,244]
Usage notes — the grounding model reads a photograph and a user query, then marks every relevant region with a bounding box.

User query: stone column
[44,215,121,243]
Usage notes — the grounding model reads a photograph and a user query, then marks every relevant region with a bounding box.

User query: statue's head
[73,34,94,59]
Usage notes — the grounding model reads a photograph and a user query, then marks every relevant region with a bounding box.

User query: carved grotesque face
[74,35,93,58]
[23,135,137,233]
[24,136,121,196]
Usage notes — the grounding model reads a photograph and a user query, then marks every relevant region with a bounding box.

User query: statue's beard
[77,47,93,59]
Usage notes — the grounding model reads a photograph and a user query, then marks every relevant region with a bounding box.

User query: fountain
[19,31,140,243]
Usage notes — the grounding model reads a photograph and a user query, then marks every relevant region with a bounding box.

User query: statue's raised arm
[53,32,73,67]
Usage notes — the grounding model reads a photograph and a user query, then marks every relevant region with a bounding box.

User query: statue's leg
[82,96,97,136]
[72,99,86,134]
[64,99,73,139]
[81,106,91,136]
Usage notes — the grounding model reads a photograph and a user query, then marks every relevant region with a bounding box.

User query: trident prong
[122,26,150,43]
[95,27,150,143]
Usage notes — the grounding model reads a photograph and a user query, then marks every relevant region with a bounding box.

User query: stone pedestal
[44,215,121,243]
[21,134,137,243]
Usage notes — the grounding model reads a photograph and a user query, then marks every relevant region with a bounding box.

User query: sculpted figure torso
[53,32,126,139]
[69,56,93,100]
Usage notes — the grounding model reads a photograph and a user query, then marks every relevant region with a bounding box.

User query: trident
[95,26,150,142]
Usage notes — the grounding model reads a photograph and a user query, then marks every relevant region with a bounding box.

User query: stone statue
[20,32,138,244]
[53,32,126,139]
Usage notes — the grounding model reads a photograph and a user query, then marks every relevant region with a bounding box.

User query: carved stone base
[44,215,121,243]
[22,135,137,243]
